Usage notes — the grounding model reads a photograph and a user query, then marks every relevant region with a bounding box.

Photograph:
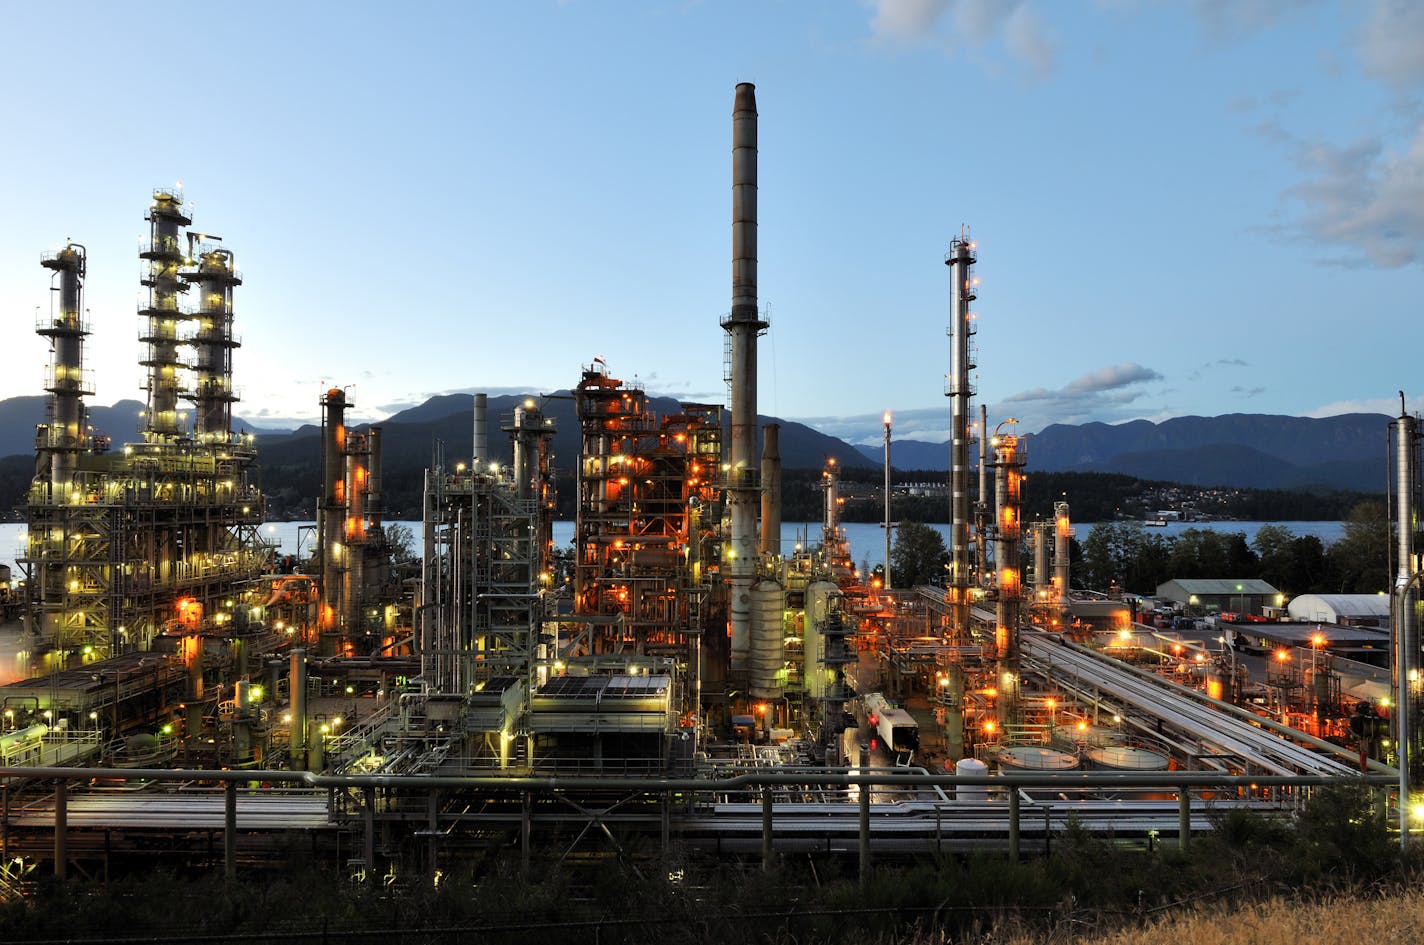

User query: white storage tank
[748,578,785,699]
[955,756,989,801]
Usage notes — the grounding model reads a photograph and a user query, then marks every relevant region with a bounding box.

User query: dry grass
[981,888,1424,945]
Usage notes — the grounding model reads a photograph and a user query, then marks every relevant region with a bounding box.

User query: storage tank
[996,745,1080,771]
[1085,745,1170,771]
[804,580,839,698]
[748,578,785,699]
[955,756,989,801]
[1052,722,1116,748]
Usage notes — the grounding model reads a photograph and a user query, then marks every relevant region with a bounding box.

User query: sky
[1,1,1422,447]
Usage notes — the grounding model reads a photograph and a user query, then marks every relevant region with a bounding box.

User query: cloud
[1190,0,1322,39]
[1228,385,1267,397]
[994,362,1165,430]
[1305,392,1424,417]
[868,0,951,38]
[796,362,1166,444]
[865,0,1056,76]
[1062,362,1164,394]
[793,406,952,445]
[1281,125,1424,267]
[1359,0,1424,88]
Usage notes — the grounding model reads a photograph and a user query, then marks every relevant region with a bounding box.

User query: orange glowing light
[1276,649,1290,662]
[982,720,996,734]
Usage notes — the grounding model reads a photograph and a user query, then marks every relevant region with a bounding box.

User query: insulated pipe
[760,423,781,557]
[368,427,383,531]
[944,237,976,637]
[883,413,892,591]
[472,393,488,465]
[976,403,989,582]
[725,82,768,674]
[290,649,308,771]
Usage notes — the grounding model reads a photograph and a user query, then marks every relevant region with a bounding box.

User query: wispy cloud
[1359,0,1424,88]
[865,0,1057,77]
[794,362,1166,443]
[1280,125,1424,267]
[1305,392,1424,417]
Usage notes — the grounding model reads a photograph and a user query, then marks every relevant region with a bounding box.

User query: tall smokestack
[724,82,768,675]
[760,422,781,557]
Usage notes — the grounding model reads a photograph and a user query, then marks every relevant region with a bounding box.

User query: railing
[0,762,1401,882]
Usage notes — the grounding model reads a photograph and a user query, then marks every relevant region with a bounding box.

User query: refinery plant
[0,84,1420,890]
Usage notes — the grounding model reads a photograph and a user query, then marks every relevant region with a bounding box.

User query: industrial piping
[724,82,768,675]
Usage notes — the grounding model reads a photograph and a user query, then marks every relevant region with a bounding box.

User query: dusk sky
[2,1,1421,446]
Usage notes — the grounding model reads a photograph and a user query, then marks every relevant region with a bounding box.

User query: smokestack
[725,82,769,675]
[760,423,781,557]
[473,393,488,465]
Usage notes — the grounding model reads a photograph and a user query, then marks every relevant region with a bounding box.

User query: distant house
[1287,593,1390,628]
[1155,578,1281,616]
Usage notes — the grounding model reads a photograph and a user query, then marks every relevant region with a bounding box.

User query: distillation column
[320,389,349,638]
[37,244,92,488]
[1392,409,1422,817]
[760,423,781,558]
[883,412,893,591]
[181,243,242,442]
[473,393,489,466]
[139,190,191,441]
[1054,501,1073,608]
[992,429,1025,729]
[723,82,769,676]
[944,236,977,637]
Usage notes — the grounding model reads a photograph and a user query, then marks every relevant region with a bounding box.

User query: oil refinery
[0,84,1418,889]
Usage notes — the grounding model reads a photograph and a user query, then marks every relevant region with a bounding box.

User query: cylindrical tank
[1085,745,1170,771]
[996,745,1079,771]
[804,580,838,699]
[1052,722,1115,748]
[955,756,988,801]
[0,723,48,754]
[748,578,785,699]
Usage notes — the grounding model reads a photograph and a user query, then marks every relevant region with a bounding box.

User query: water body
[0,519,1347,581]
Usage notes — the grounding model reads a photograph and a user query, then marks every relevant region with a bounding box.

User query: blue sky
[2,1,1421,446]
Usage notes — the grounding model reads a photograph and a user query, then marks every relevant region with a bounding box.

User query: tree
[383,523,419,566]
[1327,501,1389,593]
[890,521,949,588]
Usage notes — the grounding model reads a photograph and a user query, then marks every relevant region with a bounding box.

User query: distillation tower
[24,191,265,666]
[944,235,977,638]
[990,426,1025,728]
[1391,405,1423,810]
[316,387,394,654]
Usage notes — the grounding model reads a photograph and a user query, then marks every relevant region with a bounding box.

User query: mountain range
[0,393,1393,495]
[861,413,1391,492]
